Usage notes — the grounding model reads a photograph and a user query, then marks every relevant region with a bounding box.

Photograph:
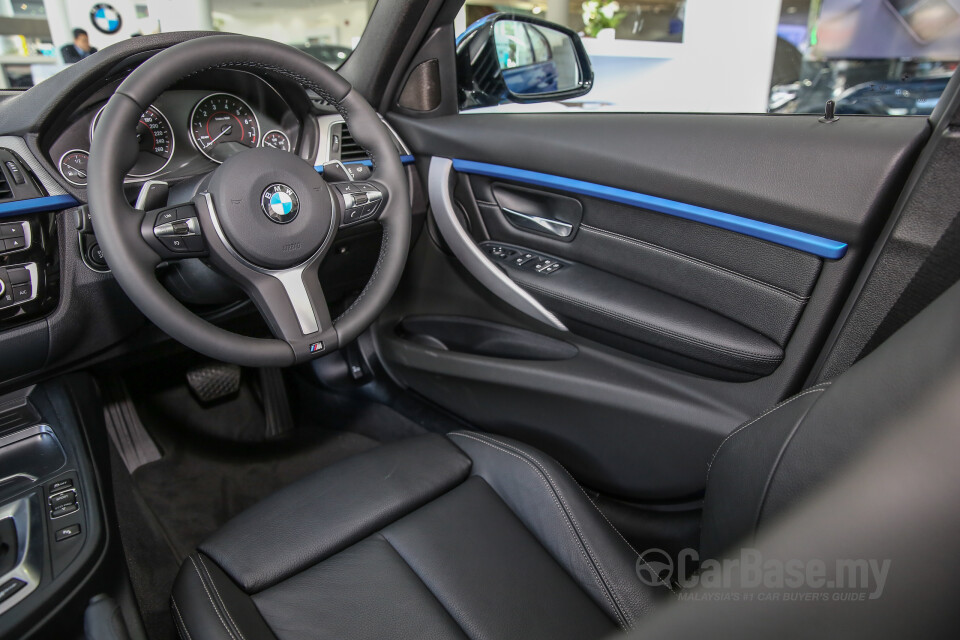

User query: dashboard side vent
[338,125,368,163]
[0,150,12,201]
[0,169,11,201]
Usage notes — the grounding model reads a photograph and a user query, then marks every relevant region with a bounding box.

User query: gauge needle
[75,170,87,178]
[205,125,233,148]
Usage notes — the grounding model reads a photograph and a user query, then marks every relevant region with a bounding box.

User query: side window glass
[457,0,960,115]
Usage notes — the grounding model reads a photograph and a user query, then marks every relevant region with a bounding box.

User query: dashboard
[43,69,315,191]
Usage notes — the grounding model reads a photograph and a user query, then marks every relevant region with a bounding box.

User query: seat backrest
[699,279,960,561]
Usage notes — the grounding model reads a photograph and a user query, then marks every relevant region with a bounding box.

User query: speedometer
[91,104,174,178]
[189,93,260,163]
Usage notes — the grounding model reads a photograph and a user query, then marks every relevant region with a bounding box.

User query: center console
[0,378,116,639]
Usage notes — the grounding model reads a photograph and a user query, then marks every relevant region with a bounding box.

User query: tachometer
[59,149,89,187]
[190,93,260,163]
[91,104,174,178]
[261,129,291,152]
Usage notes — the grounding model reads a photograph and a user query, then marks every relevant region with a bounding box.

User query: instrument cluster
[47,74,304,190]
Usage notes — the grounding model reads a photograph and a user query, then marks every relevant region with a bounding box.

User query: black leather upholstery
[700,277,960,561]
[173,281,960,639]
[172,432,669,640]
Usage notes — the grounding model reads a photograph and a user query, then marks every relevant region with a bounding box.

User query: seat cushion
[171,432,669,640]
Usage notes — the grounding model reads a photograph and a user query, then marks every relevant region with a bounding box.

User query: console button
[54,524,81,542]
[11,282,31,302]
[0,222,24,239]
[51,503,79,518]
[7,268,29,285]
[159,237,190,253]
[513,253,536,267]
[87,243,107,269]
[0,578,26,604]
[49,478,73,493]
[3,236,26,252]
[49,490,76,510]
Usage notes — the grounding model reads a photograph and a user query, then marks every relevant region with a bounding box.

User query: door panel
[376,112,929,500]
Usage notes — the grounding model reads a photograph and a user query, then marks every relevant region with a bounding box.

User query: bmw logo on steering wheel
[261,183,300,224]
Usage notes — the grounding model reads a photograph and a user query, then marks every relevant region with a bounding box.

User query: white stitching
[450,432,631,630]
[464,432,676,601]
[335,224,389,323]
[171,597,193,640]
[189,555,238,640]
[199,555,248,640]
[704,383,832,487]
[580,224,808,302]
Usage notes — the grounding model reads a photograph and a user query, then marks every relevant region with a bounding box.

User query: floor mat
[105,362,395,639]
[131,428,378,559]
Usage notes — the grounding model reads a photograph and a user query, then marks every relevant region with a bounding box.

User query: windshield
[0,0,378,89]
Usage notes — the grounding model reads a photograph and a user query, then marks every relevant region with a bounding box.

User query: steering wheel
[87,35,410,367]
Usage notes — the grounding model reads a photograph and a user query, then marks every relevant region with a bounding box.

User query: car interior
[0,0,959,638]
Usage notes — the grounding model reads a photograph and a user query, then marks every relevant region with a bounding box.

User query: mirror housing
[457,13,594,111]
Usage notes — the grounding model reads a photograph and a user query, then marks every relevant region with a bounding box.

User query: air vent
[338,126,368,163]
[0,169,11,201]
[0,153,11,201]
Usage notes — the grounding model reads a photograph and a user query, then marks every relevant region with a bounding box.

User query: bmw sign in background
[90,3,122,35]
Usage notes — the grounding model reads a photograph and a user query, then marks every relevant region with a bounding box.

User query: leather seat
[171,281,960,640]
[170,430,670,640]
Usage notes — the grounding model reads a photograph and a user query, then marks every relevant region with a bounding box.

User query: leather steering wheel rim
[88,34,410,367]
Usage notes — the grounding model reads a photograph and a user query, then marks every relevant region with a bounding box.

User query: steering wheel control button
[336,182,384,227]
[156,209,178,226]
[152,206,205,257]
[55,524,81,542]
[261,183,300,224]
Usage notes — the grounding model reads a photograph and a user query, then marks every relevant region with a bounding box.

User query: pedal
[101,378,162,473]
[185,362,242,404]
[258,368,295,439]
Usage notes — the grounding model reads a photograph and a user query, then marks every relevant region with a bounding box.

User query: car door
[360,6,938,508]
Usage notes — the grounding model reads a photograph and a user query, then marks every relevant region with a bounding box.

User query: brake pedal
[185,362,242,404]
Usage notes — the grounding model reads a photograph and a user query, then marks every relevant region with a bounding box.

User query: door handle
[501,207,574,238]
[428,157,568,332]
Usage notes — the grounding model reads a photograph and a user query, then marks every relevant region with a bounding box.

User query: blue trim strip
[452,159,847,259]
[0,194,79,219]
[315,155,416,173]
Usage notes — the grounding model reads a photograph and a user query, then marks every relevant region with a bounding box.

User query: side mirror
[457,13,594,111]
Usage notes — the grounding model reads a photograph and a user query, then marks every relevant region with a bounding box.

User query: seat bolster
[171,552,277,640]
[199,434,471,592]
[448,431,670,630]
